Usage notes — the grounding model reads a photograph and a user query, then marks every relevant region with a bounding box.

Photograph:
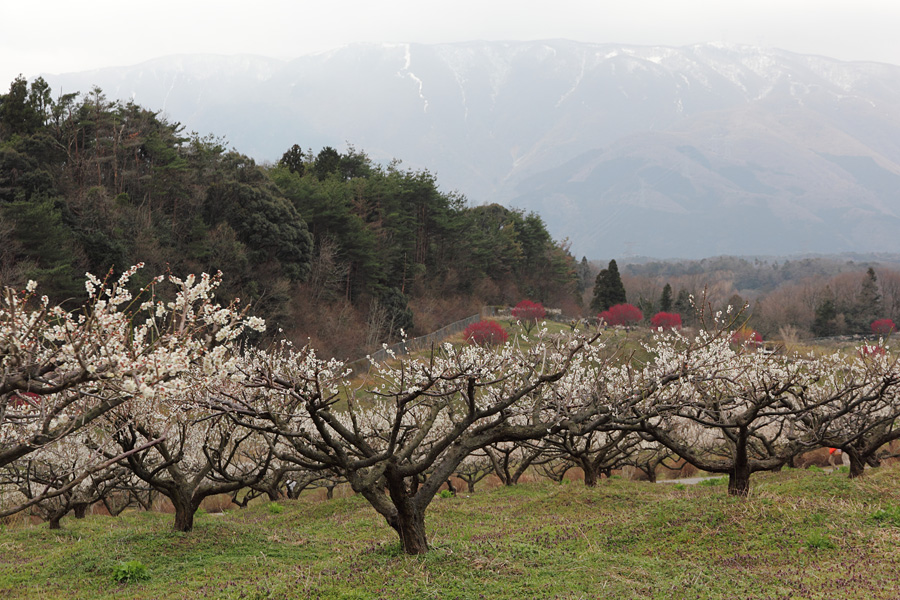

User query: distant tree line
[581,256,900,339]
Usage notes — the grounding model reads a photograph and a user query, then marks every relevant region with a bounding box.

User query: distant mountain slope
[41,41,900,258]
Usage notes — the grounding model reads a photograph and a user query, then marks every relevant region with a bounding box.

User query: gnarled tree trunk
[47,507,68,530]
[388,505,428,555]
[170,491,200,532]
[728,434,751,497]
[580,459,599,487]
[847,450,866,479]
[73,502,89,519]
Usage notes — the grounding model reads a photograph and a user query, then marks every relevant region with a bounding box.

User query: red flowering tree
[871,319,897,336]
[650,312,682,331]
[464,320,509,346]
[730,327,763,347]
[599,303,643,327]
[511,300,546,334]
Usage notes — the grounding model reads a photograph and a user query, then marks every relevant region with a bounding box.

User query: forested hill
[0,77,578,358]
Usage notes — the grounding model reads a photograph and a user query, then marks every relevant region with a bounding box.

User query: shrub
[650,312,682,331]
[464,320,509,346]
[512,300,546,333]
[511,299,546,322]
[599,303,643,327]
[730,327,762,347]
[871,319,897,336]
[111,560,150,584]
[268,502,284,514]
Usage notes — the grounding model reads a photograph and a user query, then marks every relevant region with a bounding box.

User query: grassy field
[3,466,900,599]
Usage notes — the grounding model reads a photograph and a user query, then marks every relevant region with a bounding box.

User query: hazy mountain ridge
[40,40,900,258]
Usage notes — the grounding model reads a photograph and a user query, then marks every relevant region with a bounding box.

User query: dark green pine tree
[854,267,882,333]
[313,146,341,180]
[590,259,626,313]
[376,286,414,340]
[0,76,47,137]
[278,144,306,175]
[659,283,673,313]
[673,289,693,325]
[813,296,838,338]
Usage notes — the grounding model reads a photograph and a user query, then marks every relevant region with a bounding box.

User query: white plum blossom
[0,266,264,484]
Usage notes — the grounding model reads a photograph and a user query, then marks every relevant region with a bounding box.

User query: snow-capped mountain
[40,41,900,258]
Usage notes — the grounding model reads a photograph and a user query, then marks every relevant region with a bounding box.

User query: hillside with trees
[0,77,578,358]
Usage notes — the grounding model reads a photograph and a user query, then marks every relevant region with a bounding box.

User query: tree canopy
[0,78,578,357]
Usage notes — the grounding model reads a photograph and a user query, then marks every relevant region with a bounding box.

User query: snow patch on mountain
[399,44,428,113]
[555,51,586,108]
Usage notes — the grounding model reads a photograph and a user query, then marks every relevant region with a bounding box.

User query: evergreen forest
[0,77,578,358]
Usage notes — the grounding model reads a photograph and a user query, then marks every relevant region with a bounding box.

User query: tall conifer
[590,259,626,312]
[855,267,882,333]
[659,283,673,312]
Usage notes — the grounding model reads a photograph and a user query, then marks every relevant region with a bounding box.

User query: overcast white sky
[2,0,899,88]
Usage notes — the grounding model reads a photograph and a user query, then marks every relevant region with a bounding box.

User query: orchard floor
[3,465,900,599]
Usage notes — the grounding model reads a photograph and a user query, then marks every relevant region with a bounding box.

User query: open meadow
[3,465,900,600]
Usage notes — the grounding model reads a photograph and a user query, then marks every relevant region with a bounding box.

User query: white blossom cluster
[5,271,900,531]
[0,266,264,515]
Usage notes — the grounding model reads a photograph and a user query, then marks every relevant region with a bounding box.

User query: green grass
[697,476,728,487]
[4,466,900,599]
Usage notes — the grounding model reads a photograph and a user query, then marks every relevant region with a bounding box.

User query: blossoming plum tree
[511,300,546,334]
[599,303,643,327]
[0,431,130,528]
[871,319,896,337]
[452,450,494,493]
[484,438,552,486]
[0,266,263,516]
[0,267,262,463]
[106,371,276,532]
[463,320,508,346]
[794,348,900,478]
[222,328,615,554]
[541,429,640,487]
[628,327,809,496]
[650,312,682,331]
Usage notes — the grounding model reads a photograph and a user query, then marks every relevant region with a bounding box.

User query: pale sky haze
[2,0,899,89]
